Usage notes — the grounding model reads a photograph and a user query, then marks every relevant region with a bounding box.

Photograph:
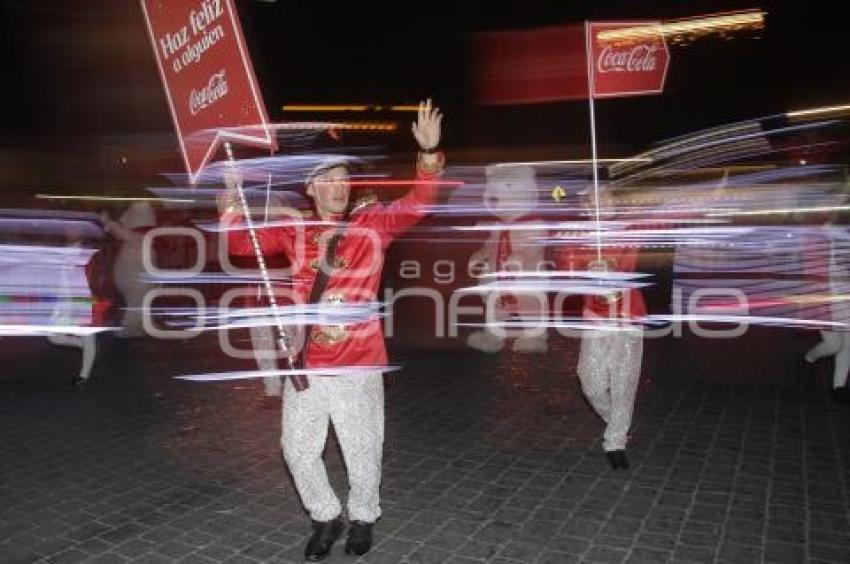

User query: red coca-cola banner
[470,24,588,105]
[139,0,276,183]
[470,21,669,105]
[587,21,669,98]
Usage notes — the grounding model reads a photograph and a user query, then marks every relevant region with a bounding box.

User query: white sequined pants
[281,372,384,523]
[47,333,97,380]
[805,330,850,388]
[577,328,643,452]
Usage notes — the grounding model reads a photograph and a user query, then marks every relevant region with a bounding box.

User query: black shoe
[305,516,344,562]
[830,387,850,404]
[344,520,374,556]
[605,450,629,470]
[69,376,87,389]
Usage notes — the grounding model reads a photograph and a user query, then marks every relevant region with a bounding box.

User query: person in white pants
[221,100,444,561]
[805,331,850,401]
[577,325,643,460]
[803,220,850,403]
[552,187,647,469]
[47,223,100,387]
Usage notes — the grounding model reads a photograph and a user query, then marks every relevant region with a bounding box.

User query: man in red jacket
[552,187,646,470]
[220,100,443,561]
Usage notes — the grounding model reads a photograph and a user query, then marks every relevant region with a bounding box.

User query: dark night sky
[1,0,848,164]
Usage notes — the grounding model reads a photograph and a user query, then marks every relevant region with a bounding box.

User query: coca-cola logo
[596,44,659,74]
[189,69,228,115]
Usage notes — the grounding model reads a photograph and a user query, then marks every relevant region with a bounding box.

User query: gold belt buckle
[311,325,349,345]
[605,290,623,305]
[310,257,348,271]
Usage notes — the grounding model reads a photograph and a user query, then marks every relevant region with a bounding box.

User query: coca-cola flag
[587,21,669,98]
[139,0,276,183]
[471,21,670,105]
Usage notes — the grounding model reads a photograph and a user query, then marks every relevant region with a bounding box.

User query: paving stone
[374,536,418,556]
[113,539,156,559]
[406,545,453,564]
[625,547,671,564]
[549,535,590,554]
[86,554,131,564]
[583,545,629,563]
[536,551,580,564]
[497,540,542,561]
[671,544,716,564]
[455,539,502,560]
[717,542,762,564]
[809,543,850,562]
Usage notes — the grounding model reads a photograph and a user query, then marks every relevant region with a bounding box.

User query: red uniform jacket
[223,166,439,368]
[551,235,646,320]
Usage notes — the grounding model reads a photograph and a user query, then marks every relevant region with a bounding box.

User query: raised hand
[411,98,442,151]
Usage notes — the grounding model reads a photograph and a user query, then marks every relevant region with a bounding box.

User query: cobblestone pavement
[1,328,849,563]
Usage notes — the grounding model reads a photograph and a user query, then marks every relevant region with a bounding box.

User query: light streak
[176,365,401,381]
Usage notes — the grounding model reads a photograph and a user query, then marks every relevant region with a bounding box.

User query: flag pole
[223,142,301,382]
[585,21,603,263]
[257,172,272,304]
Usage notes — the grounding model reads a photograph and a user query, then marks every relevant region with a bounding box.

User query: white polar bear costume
[466,164,549,354]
